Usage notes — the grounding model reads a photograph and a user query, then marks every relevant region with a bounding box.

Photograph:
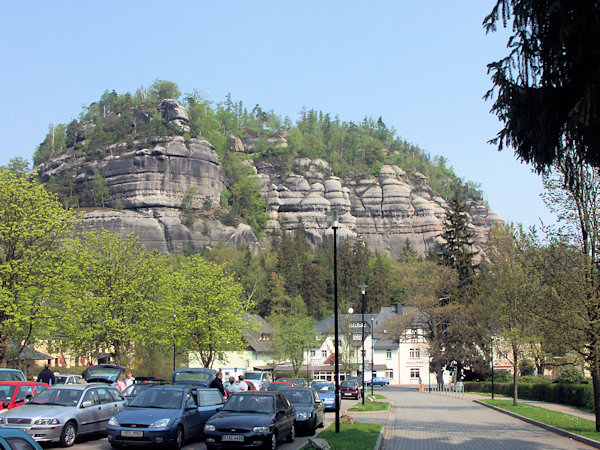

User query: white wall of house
[189,350,273,371]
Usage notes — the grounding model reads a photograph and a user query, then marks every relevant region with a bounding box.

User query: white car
[55,375,82,385]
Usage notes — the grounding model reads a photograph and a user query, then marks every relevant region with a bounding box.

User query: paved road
[42,386,594,449]
[358,386,593,449]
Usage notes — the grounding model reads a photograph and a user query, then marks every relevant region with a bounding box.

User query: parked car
[276,378,307,387]
[346,376,364,394]
[82,364,126,386]
[279,388,324,435]
[243,371,272,391]
[245,380,257,391]
[122,383,158,401]
[171,368,216,388]
[0,428,42,450]
[0,383,126,446]
[107,385,225,449]
[0,370,26,382]
[309,380,332,390]
[340,380,361,400]
[313,384,335,410]
[265,381,294,392]
[0,382,48,412]
[55,375,82,385]
[204,391,296,449]
[367,377,390,386]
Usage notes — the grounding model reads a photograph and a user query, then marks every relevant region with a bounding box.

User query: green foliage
[270,312,316,376]
[557,366,586,384]
[56,230,164,365]
[519,360,535,376]
[166,254,253,368]
[466,381,594,410]
[0,171,77,363]
[180,186,197,227]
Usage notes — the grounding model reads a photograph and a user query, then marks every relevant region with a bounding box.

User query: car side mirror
[216,407,222,412]
[81,401,93,408]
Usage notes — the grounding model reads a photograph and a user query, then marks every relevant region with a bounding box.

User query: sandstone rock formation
[38,138,502,258]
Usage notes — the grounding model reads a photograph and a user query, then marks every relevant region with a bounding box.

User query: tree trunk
[433,359,444,387]
[513,348,518,406]
[592,351,600,432]
[0,335,9,368]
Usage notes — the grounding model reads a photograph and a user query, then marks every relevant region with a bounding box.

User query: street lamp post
[359,284,367,405]
[173,313,177,371]
[332,213,340,433]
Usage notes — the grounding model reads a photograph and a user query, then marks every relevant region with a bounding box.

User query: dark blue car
[106,385,225,449]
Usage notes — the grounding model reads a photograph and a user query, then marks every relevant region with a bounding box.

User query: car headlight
[296,412,308,420]
[0,417,6,425]
[149,418,170,428]
[204,424,216,432]
[252,426,269,433]
[108,416,119,426]
[34,418,60,425]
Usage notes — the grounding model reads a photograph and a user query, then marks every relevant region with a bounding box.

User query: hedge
[464,381,594,410]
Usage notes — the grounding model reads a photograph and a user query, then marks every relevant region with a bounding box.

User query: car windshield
[55,376,68,384]
[0,371,24,382]
[129,389,183,409]
[173,371,211,384]
[224,394,274,413]
[317,385,334,394]
[30,388,82,406]
[281,390,312,405]
[243,373,262,381]
[0,385,16,401]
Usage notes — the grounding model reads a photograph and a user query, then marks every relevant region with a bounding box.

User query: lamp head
[359,284,368,295]
[348,307,354,314]
[330,209,339,229]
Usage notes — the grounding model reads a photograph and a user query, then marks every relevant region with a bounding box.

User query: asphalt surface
[42,385,596,449]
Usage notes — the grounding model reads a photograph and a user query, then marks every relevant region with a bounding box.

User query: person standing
[125,371,134,388]
[209,370,226,397]
[225,376,239,394]
[37,365,56,386]
[237,374,248,391]
[116,374,126,392]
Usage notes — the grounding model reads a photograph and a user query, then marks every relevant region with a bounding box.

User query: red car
[0,381,49,412]
[245,380,257,391]
[340,380,361,400]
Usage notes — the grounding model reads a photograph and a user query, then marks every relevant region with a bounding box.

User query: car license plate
[121,430,144,438]
[222,434,244,442]
[343,393,352,396]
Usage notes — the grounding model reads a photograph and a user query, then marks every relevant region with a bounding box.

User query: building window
[310,350,316,358]
[385,369,393,379]
[410,348,421,359]
[386,350,392,359]
[411,328,419,342]
[322,350,327,358]
[410,368,420,379]
[350,322,364,328]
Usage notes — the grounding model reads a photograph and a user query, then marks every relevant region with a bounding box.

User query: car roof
[0,369,23,372]
[0,381,46,386]
[233,391,277,396]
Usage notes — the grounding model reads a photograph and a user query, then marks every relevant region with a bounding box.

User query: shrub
[519,360,535,376]
[556,366,585,384]
[493,370,512,383]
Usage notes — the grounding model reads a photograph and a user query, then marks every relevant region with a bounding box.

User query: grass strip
[482,399,600,441]
[302,422,382,450]
[374,394,386,400]
[349,401,389,412]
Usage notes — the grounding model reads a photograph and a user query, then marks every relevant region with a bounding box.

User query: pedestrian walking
[209,370,226,397]
[37,365,56,386]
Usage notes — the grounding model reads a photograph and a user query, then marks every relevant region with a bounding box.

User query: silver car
[0,384,126,447]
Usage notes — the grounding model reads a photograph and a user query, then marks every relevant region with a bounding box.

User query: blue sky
[0,1,555,229]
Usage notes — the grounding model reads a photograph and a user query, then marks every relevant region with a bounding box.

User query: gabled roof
[242,314,274,353]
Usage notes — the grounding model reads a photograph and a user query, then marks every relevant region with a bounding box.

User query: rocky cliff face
[38,136,502,258]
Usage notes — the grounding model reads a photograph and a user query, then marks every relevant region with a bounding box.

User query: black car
[279,388,324,435]
[204,391,296,449]
[107,385,225,448]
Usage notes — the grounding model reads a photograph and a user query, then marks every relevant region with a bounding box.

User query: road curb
[474,399,600,449]
[374,426,384,450]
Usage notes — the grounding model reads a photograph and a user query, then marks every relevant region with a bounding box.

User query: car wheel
[264,431,277,450]
[59,421,77,447]
[172,426,184,449]
[286,424,295,443]
[110,442,123,449]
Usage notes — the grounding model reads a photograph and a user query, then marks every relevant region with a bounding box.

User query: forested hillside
[35,79,483,214]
